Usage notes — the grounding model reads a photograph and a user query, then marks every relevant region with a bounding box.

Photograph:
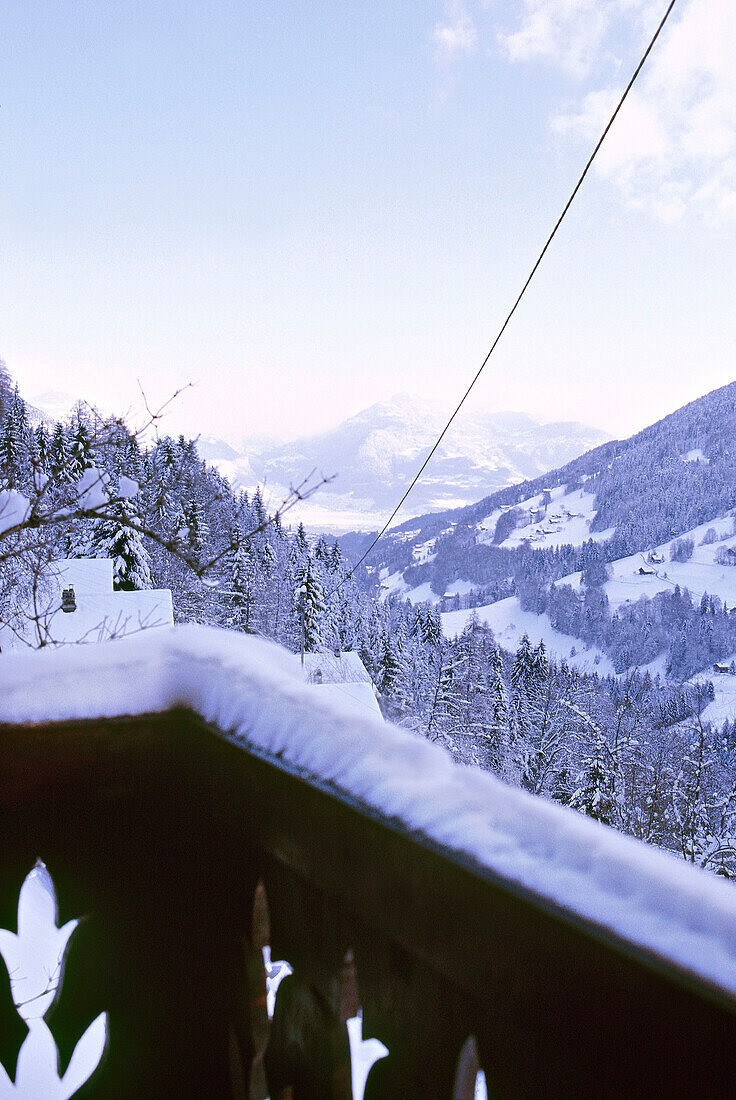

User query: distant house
[299,651,382,720]
[713,663,734,676]
[0,558,173,651]
[649,553,665,564]
[638,566,656,576]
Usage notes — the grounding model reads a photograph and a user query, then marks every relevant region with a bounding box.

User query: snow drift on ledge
[1,624,736,996]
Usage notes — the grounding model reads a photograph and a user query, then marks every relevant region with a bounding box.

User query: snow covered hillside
[374,380,736,620]
[380,484,612,607]
[356,381,736,730]
[442,509,736,717]
[442,598,614,677]
[475,485,614,551]
[573,515,736,612]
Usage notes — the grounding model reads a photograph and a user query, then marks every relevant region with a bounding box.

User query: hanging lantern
[61,586,77,613]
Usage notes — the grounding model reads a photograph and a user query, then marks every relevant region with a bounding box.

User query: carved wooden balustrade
[1,704,736,1098]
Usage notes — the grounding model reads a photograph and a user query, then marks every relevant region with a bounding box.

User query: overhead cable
[330,0,678,597]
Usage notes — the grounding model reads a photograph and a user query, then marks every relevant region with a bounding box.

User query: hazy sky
[2,0,734,444]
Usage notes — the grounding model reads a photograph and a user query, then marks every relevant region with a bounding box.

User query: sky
[1,0,735,445]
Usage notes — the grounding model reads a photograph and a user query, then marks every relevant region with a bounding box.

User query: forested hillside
[373,380,736,599]
[2,362,736,877]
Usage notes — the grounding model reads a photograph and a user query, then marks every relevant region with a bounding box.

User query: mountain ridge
[211,393,610,530]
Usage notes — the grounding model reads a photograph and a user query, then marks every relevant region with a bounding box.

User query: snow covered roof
[39,589,174,646]
[309,681,383,720]
[299,651,382,719]
[0,559,173,651]
[2,624,736,998]
[301,651,373,684]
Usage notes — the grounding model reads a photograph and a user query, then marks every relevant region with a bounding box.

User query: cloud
[503,0,736,223]
[498,0,617,79]
[432,0,478,60]
[497,0,662,77]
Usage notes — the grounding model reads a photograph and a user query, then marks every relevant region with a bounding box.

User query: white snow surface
[442,598,614,676]
[2,626,736,995]
[300,651,382,720]
[379,573,476,607]
[404,582,437,605]
[0,489,31,535]
[308,681,383,720]
[477,487,613,551]
[301,651,374,684]
[0,559,173,652]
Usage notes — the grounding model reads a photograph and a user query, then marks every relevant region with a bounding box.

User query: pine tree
[31,424,49,472]
[50,425,73,485]
[1,408,21,487]
[251,487,266,531]
[227,542,258,631]
[378,632,412,718]
[327,542,343,575]
[90,498,153,591]
[293,553,326,653]
[261,540,277,575]
[511,634,536,700]
[294,522,309,555]
[314,536,330,564]
[68,422,94,480]
[569,717,617,825]
[485,646,513,772]
[184,499,210,561]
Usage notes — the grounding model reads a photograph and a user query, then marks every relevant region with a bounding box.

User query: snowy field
[388,497,736,616]
[380,569,477,606]
[445,511,736,690]
[477,486,613,551]
[382,485,613,606]
[690,656,736,727]
[442,597,614,675]
[498,511,736,617]
[594,515,736,611]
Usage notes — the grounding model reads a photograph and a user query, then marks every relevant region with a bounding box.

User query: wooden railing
[1,706,736,1097]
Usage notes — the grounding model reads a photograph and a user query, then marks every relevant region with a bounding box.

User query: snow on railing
[1,626,736,1095]
[2,625,736,996]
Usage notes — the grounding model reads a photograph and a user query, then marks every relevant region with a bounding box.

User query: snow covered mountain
[214,395,609,531]
[27,389,606,531]
[370,379,736,717]
[30,390,86,424]
[29,389,113,428]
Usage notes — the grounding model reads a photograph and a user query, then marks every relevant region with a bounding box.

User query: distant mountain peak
[213,397,609,532]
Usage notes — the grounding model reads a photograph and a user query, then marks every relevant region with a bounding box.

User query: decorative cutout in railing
[255,883,389,1099]
[0,862,107,1099]
[453,1037,488,1100]
[347,1011,389,1100]
[263,945,292,1020]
